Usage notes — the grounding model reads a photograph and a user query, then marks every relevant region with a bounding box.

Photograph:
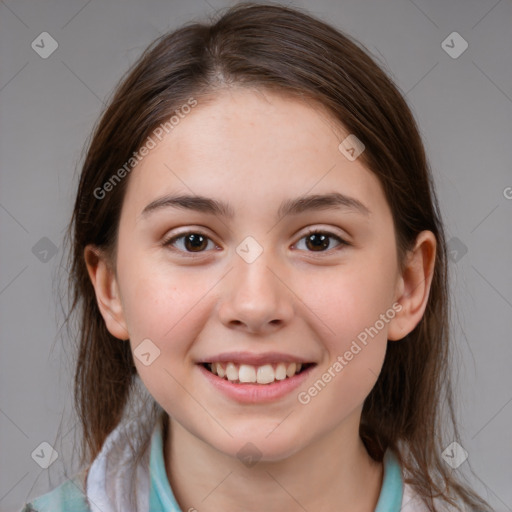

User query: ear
[387,230,437,341]
[84,244,129,341]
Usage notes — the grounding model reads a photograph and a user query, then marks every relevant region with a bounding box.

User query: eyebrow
[138,191,371,221]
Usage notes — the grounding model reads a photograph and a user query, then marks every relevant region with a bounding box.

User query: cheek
[117,257,212,410]
[295,269,392,419]
[297,239,397,391]
[306,268,396,349]
[117,250,207,357]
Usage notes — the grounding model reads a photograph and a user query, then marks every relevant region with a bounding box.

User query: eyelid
[301,226,349,240]
[161,228,219,255]
[293,228,350,252]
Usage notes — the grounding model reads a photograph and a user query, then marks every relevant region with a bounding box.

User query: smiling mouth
[200,361,316,385]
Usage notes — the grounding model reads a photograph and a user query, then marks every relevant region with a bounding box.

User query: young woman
[20,3,493,511]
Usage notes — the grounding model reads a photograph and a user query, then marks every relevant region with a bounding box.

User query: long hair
[61,3,493,511]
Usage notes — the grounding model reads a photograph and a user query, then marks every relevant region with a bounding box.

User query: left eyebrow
[277,192,371,218]
[138,192,371,221]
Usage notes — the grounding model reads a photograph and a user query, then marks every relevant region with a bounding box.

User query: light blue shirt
[21,420,404,511]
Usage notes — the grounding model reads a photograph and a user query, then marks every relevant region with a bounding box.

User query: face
[93,88,409,462]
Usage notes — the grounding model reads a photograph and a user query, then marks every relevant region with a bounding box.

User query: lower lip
[197,363,316,404]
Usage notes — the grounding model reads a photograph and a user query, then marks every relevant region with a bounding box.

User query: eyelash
[161,229,349,256]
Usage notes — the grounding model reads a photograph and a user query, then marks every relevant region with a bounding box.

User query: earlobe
[387,231,436,341]
[84,245,129,341]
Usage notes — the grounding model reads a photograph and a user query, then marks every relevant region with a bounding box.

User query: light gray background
[1,0,511,511]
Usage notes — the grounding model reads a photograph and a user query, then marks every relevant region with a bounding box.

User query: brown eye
[295,231,348,252]
[163,232,215,253]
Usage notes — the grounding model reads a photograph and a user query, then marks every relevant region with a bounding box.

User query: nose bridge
[218,244,294,332]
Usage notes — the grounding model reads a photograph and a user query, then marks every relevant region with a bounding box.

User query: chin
[211,431,307,465]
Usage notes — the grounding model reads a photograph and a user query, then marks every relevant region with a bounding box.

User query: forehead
[121,88,388,221]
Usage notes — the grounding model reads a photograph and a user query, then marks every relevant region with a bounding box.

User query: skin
[85,87,436,512]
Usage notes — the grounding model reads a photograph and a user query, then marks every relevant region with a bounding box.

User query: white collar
[85,416,154,512]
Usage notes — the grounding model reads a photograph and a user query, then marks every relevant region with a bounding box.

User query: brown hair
[61,2,493,511]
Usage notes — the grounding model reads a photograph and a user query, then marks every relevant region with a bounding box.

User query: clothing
[19,412,427,512]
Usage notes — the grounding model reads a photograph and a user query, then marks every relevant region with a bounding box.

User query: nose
[217,254,295,334]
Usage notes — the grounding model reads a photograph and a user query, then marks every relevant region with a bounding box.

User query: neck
[163,412,384,512]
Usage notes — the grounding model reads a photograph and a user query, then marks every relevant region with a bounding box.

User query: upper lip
[196,351,315,366]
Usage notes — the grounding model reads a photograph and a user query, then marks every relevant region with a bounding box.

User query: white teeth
[286,362,297,378]
[226,362,238,381]
[256,364,275,384]
[207,361,307,384]
[215,363,225,378]
[239,364,257,383]
[275,363,287,380]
